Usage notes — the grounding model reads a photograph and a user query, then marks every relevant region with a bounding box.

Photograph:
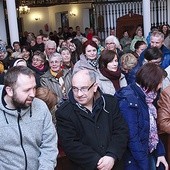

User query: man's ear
[5,86,13,97]
[93,82,98,92]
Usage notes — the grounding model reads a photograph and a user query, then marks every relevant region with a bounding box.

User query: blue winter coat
[115,83,165,170]
[139,44,170,69]
[123,62,141,85]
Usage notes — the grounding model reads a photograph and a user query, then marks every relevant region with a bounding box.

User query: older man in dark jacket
[56,69,128,170]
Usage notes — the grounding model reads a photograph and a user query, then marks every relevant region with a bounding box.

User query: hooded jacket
[56,89,128,170]
[0,86,58,170]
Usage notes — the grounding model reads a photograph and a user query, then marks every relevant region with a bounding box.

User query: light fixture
[70,11,76,17]
[19,0,30,14]
[19,5,30,14]
[35,17,40,21]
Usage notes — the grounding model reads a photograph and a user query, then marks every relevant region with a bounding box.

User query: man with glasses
[56,69,128,170]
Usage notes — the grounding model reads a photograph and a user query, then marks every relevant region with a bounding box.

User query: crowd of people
[0,24,170,169]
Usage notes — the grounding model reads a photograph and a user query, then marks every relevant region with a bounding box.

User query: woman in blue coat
[116,63,168,170]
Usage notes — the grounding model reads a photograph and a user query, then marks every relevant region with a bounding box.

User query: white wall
[20,7,50,36]
[0,0,7,42]
[21,3,91,36]
[49,3,91,32]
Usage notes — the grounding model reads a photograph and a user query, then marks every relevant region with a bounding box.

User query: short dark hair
[144,47,163,61]
[136,63,164,92]
[99,50,117,69]
[82,40,98,54]
[13,41,20,47]
[134,40,146,50]
[4,66,35,88]
[92,35,101,42]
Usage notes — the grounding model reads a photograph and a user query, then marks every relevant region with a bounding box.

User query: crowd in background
[0,23,170,169]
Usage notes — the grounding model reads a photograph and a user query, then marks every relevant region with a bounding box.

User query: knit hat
[0,41,6,53]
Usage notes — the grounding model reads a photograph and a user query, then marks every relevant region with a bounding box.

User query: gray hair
[105,35,120,48]
[151,31,164,40]
[45,40,56,49]
[49,52,63,62]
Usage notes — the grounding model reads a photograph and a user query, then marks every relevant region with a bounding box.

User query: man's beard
[12,95,33,109]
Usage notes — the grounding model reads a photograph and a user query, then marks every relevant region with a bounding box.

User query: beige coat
[40,69,72,102]
[98,70,127,95]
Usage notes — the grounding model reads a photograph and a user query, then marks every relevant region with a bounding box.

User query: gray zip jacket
[0,86,58,170]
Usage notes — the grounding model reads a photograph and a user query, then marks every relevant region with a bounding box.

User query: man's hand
[156,156,169,170]
[97,156,115,170]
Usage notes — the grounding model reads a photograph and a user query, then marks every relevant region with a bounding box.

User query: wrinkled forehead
[150,36,164,42]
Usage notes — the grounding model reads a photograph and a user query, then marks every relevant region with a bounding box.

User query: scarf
[50,69,63,79]
[87,59,98,69]
[32,63,45,71]
[142,88,159,153]
[99,67,121,91]
[50,69,67,99]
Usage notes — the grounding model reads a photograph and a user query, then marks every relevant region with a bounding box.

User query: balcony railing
[17,0,94,7]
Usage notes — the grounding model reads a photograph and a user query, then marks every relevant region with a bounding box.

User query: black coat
[56,90,128,170]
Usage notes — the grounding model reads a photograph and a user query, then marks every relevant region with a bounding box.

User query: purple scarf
[142,88,159,153]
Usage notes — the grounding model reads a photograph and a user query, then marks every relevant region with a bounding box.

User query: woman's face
[49,56,62,72]
[61,50,71,63]
[105,40,116,51]
[0,52,6,60]
[30,40,36,47]
[137,30,143,37]
[22,49,30,60]
[107,55,118,72]
[92,38,99,46]
[85,45,97,60]
[32,55,44,68]
[136,44,147,56]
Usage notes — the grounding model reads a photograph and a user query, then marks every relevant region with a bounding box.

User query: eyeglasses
[72,82,95,93]
[32,58,43,62]
[106,42,115,46]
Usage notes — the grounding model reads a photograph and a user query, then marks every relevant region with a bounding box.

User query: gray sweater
[0,86,58,170]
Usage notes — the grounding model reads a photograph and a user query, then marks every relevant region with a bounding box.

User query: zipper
[17,112,27,170]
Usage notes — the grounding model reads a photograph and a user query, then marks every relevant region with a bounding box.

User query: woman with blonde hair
[120,53,140,84]
[130,27,147,51]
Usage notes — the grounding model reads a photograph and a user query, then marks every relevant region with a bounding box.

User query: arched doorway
[116,12,143,40]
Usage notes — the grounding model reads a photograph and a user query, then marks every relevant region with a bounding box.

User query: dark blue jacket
[115,83,165,170]
[123,62,141,85]
[139,44,170,69]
